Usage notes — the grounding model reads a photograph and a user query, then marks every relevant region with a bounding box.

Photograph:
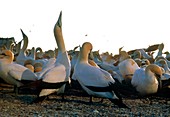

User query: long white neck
[21,38,28,52]
[78,48,89,63]
[20,30,28,54]
[54,11,66,53]
[139,49,151,59]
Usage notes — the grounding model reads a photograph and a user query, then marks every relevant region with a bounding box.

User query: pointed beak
[20,29,28,38]
[56,11,62,28]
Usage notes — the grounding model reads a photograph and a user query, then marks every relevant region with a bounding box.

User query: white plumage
[33,11,71,102]
[72,42,128,108]
[0,50,38,93]
[118,51,139,81]
[16,29,35,66]
[131,64,162,96]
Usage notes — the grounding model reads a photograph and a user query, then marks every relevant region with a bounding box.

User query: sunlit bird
[16,29,35,66]
[0,49,38,94]
[131,64,162,96]
[72,42,128,108]
[32,11,71,103]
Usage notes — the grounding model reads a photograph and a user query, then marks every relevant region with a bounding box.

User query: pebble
[0,86,170,116]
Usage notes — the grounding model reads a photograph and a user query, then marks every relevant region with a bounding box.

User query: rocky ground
[0,83,170,117]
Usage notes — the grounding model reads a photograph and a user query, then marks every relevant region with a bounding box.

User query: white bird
[72,42,128,108]
[155,59,170,74]
[69,46,100,78]
[138,49,154,63]
[164,51,170,61]
[155,56,170,69]
[35,47,44,59]
[118,50,140,82]
[33,47,49,68]
[131,50,142,60]
[68,46,80,76]
[0,49,38,94]
[155,43,164,59]
[32,11,71,103]
[16,29,34,65]
[95,51,119,72]
[27,47,35,59]
[155,58,170,80]
[131,64,162,96]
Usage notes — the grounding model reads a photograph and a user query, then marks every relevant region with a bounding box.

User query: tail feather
[109,81,138,97]
[39,81,69,89]
[20,80,42,89]
[108,82,130,108]
[20,80,69,90]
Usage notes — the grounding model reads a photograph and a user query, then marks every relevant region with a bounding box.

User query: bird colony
[0,11,170,115]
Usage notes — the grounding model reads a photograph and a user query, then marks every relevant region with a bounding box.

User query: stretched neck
[54,11,66,53]
[54,27,66,53]
[29,47,35,59]
[119,51,130,62]
[139,49,151,59]
[157,49,163,57]
[21,37,28,52]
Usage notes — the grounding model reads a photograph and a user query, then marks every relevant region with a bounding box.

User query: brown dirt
[0,83,170,117]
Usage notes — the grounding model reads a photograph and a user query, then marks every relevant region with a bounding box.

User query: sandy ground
[0,83,170,117]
